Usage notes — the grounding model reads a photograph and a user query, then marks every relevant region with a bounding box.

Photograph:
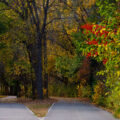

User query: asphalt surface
[45,101,119,120]
[0,101,119,120]
[0,96,17,100]
[0,103,38,120]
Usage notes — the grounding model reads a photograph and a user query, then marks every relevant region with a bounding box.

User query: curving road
[45,101,119,120]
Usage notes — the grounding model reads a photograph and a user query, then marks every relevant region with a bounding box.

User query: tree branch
[0,0,26,19]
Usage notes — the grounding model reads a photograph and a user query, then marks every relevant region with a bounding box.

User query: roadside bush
[92,81,106,106]
[114,108,120,118]
[78,84,92,98]
[20,85,32,98]
[107,89,120,118]
[49,82,78,97]
[106,79,120,118]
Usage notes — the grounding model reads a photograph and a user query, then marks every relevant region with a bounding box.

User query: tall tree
[0,0,51,99]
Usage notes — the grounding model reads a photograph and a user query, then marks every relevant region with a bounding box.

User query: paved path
[0,101,119,120]
[45,101,119,120]
[0,103,38,120]
[0,96,17,100]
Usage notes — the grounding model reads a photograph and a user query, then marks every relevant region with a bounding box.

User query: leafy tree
[0,0,98,99]
[73,0,120,111]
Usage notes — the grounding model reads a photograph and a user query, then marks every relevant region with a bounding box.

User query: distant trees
[0,0,51,99]
[0,0,97,99]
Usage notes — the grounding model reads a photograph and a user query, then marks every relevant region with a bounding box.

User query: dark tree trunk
[30,66,36,99]
[43,33,48,98]
[16,79,20,97]
[36,46,43,99]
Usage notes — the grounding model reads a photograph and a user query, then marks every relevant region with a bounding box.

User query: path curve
[45,101,119,120]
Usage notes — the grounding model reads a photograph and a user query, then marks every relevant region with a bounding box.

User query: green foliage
[77,84,92,98]
[114,108,120,118]
[0,3,14,35]
[105,73,120,110]
[0,4,33,97]
[96,0,119,28]
[73,0,120,114]
[92,81,106,105]
[96,0,118,18]
[0,42,6,49]
[56,55,83,77]
[87,4,101,23]
[49,82,78,97]
[0,21,7,34]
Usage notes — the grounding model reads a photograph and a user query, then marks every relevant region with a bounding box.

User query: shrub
[114,108,120,118]
[48,82,78,97]
[92,81,106,105]
[106,84,120,116]
[78,84,92,98]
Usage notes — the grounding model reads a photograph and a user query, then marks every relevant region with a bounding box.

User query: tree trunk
[36,31,43,99]
[43,33,48,98]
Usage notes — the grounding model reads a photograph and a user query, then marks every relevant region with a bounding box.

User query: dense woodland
[0,0,120,117]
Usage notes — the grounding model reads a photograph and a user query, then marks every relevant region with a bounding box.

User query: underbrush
[49,82,78,97]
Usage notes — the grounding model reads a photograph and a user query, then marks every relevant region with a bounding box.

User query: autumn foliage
[81,23,111,64]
